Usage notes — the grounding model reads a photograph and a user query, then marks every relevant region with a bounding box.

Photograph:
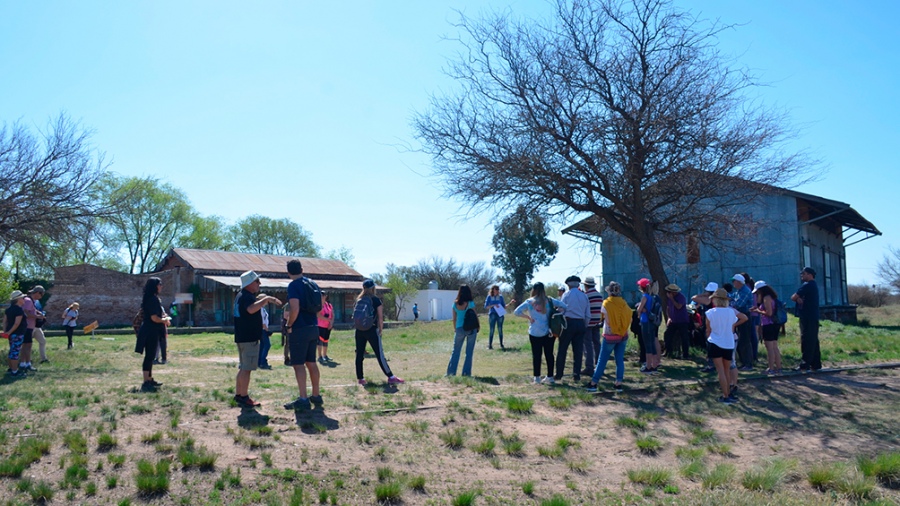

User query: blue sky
[1,0,897,287]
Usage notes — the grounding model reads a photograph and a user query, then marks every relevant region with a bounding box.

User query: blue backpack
[773,298,788,325]
[353,296,376,330]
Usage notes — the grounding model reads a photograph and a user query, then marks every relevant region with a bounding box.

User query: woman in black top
[136,277,170,392]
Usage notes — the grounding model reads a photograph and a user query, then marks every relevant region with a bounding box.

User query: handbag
[548,299,567,338]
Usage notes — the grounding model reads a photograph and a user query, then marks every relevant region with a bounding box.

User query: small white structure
[397,288,458,321]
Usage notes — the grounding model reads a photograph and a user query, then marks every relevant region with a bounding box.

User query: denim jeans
[488,312,504,347]
[447,327,478,376]
[591,337,626,384]
[582,325,601,372]
[258,332,271,367]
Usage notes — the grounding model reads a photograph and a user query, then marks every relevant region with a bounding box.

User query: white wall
[397,289,458,321]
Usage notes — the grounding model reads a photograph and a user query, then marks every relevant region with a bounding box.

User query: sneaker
[387,376,405,385]
[727,394,738,403]
[234,395,260,408]
[573,375,581,382]
[309,395,324,406]
[738,366,753,371]
[153,359,161,365]
[532,376,541,384]
[358,379,368,386]
[487,345,493,350]
[541,376,555,385]
[647,368,660,376]
[774,369,783,376]
[8,369,25,378]
[317,357,327,364]
[141,381,157,393]
[793,364,808,372]
[159,360,167,365]
[39,359,49,364]
[283,397,311,411]
[323,356,332,362]
[729,385,738,398]
[585,383,599,393]
[150,379,163,387]
[259,364,273,370]
[717,396,735,404]
[284,358,291,366]
[614,383,624,393]
[24,365,37,372]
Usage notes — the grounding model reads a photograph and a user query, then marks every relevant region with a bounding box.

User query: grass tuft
[702,463,736,489]
[439,427,467,450]
[635,435,663,455]
[627,466,672,487]
[501,395,534,414]
[451,489,480,506]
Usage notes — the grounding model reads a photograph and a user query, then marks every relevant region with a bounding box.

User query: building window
[823,249,832,305]
[803,245,811,268]
[839,254,848,305]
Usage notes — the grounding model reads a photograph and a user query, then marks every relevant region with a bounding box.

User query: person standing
[135,278,170,392]
[257,302,272,369]
[556,275,590,382]
[5,290,27,378]
[636,278,660,374]
[447,285,479,376]
[281,304,292,366]
[705,288,747,404]
[155,307,169,365]
[484,285,508,350]
[352,279,404,386]
[62,303,79,349]
[586,281,631,392]
[514,282,567,385]
[791,267,821,372]
[20,286,46,372]
[412,303,419,322]
[30,287,48,363]
[663,284,691,359]
[729,274,754,370]
[752,281,783,375]
[693,282,718,373]
[283,260,324,410]
[233,271,279,408]
[316,292,335,364]
[581,277,604,376]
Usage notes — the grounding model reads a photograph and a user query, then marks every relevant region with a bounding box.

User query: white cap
[752,280,767,293]
[704,282,718,292]
[732,274,746,283]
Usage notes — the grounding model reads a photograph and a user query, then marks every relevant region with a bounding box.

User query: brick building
[51,248,378,328]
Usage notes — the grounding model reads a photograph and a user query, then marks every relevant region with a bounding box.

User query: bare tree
[876,246,900,294]
[414,0,813,286]
[0,113,112,260]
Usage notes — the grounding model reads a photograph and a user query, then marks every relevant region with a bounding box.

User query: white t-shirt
[64,309,78,327]
[706,307,738,349]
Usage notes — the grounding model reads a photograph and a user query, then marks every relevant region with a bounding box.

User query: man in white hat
[233,270,281,409]
[581,276,604,375]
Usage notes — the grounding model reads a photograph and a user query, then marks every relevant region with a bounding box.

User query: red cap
[637,278,651,288]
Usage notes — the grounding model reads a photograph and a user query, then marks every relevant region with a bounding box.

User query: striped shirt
[585,287,604,327]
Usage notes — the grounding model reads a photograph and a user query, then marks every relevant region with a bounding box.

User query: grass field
[0,309,898,505]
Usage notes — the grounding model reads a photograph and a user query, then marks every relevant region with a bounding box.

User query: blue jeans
[591,337,627,384]
[488,312,504,347]
[447,327,478,376]
[258,332,271,367]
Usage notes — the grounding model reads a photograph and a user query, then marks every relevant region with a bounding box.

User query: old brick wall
[50,264,181,328]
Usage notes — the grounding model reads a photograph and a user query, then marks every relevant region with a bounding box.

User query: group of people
[127,260,822,409]
[4,285,79,378]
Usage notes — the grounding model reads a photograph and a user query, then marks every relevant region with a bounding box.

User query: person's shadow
[293,406,340,434]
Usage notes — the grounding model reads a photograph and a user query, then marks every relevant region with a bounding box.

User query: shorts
[762,323,780,342]
[318,326,332,344]
[23,328,34,344]
[7,334,24,360]
[237,342,260,371]
[289,325,318,365]
[707,342,734,360]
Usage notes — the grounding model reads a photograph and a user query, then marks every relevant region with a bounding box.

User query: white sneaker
[541,376,555,385]
[533,376,541,384]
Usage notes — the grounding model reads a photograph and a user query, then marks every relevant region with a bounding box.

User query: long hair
[358,285,376,301]
[456,285,473,304]
[757,285,778,301]
[531,282,547,313]
[143,277,162,301]
[490,285,500,295]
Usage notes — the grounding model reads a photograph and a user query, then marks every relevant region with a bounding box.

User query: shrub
[702,463,736,489]
[502,396,534,414]
[742,458,796,492]
[451,490,480,506]
[627,467,672,487]
[522,480,535,495]
[439,427,467,450]
[135,459,170,496]
[859,451,900,487]
[408,475,426,492]
[374,481,402,504]
[636,435,663,455]
[97,432,118,452]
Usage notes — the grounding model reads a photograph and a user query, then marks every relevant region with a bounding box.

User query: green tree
[325,245,356,268]
[227,215,319,257]
[178,215,231,251]
[104,175,195,273]
[492,207,559,303]
[384,270,419,320]
[414,0,813,288]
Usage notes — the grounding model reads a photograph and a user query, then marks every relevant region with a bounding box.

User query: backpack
[548,298,567,338]
[295,277,323,314]
[462,307,479,331]
[353,296,376,330]
[648,295,662,327]
[772,298,788,325]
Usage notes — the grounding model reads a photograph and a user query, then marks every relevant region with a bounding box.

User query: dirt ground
[11,363,900,505]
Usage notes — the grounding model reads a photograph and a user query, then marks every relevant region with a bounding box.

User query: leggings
[142,329,161,374]
[65,326,75,348]
[529,334,555,377]
[355,328,393,379]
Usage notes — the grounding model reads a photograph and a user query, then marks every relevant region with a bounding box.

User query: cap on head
[732,274,745,284]
[9,290,25,302]
[704,282,719,292]
[583,276,596,286]
[752,280,767,293]
[637,278,651,289]
[665,283,681,293]
[240,271,260,289]
[802,267,816,277]
[29,285,45,294]
[362,279,375,289]
[564,275,581,287]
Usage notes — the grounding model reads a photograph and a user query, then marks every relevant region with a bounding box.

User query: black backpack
[462,307,480,331]
[296,277,323,314]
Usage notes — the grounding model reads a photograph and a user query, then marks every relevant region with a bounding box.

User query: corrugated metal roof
[166,248,363,277]
[202,275,381,292]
